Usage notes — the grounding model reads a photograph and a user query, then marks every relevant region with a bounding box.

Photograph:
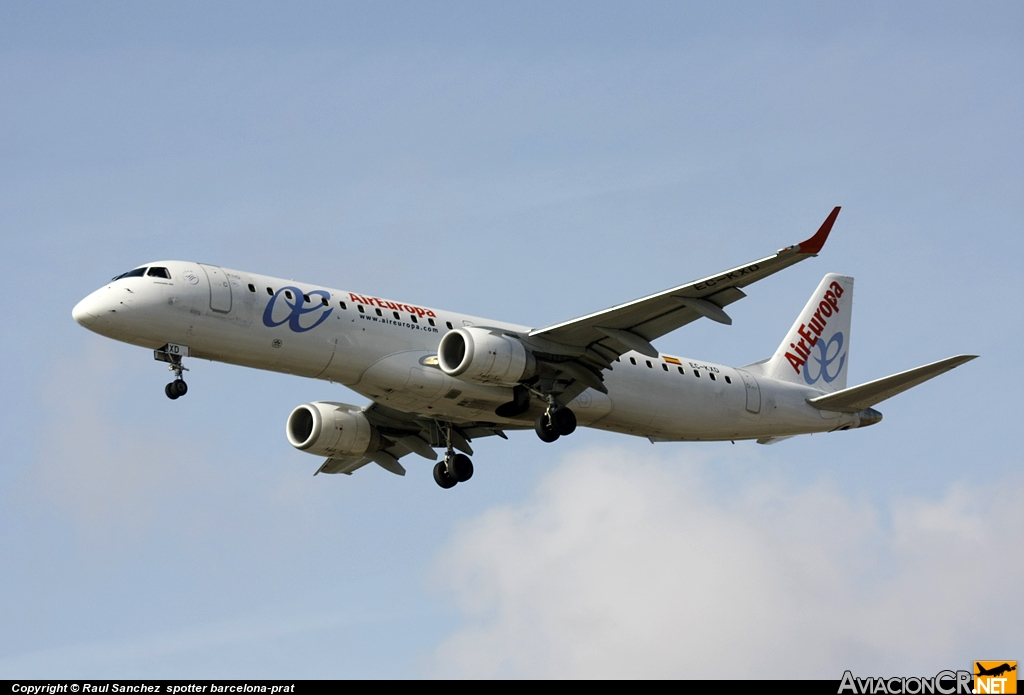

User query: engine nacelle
[438,326,537,385]
[286,402,381,458]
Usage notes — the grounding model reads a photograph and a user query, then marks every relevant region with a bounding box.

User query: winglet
[797,206,841,255]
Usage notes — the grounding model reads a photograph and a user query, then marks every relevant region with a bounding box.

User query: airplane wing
[527,207,841,366]
[513,208,841,405]
[315,402,516,475]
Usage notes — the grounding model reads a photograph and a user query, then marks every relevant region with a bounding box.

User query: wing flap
[807,355,977,413]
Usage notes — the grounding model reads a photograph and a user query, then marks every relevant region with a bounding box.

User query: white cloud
[429,447,1023,678]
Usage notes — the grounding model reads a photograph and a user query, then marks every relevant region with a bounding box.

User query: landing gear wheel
[551,407,577,436]
[156,344,190,398]
[535,412,560,442]
[165,379,188,400]
[448,453,474,482]
[433,461,458,489]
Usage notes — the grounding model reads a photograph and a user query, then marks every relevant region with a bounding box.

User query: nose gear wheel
[165,380,188,400]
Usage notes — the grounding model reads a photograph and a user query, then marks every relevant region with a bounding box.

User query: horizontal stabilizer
[808,355,977,413]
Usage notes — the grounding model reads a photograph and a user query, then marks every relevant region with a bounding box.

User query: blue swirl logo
[263,286,333,333]
[804,332,847,385]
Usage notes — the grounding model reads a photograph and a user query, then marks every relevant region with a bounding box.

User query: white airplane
[72,208,975,488]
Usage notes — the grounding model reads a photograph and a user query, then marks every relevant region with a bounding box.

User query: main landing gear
[433,423,474,489]
[535,406,576,443]
[155,344,190,400]
[433,453,473,489]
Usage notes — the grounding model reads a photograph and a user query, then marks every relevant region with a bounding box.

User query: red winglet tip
[797,206,841,255]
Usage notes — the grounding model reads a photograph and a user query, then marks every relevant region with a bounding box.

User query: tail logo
[804,332,847,385]
[784,280,847,379]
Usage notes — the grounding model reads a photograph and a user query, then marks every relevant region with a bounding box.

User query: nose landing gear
[165,379,188,400]
[155,343,190,400]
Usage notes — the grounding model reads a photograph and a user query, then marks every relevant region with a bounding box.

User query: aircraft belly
[600,363,765,440]
[354,351,514,417]
[588,350,880,441]
[566,390,613,426]
[321,315,440,385]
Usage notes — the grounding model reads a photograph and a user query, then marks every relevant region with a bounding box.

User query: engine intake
[438,326,536,385]
[286,402,381,458]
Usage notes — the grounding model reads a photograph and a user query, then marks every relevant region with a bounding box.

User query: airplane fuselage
[73,261,868,442]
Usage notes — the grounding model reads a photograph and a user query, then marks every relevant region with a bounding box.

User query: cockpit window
[112,267,147,281]
[147,267,171,279]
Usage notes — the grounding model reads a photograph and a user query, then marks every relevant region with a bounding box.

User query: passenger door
[200,264,232,313]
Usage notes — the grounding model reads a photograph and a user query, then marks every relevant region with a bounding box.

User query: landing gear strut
[535,405,576,442]
[434,423,474,489]
[155,344,190,400]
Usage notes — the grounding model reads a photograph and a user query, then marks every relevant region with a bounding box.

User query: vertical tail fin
[765,274,854,392]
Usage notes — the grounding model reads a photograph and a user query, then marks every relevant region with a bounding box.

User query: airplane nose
[72,292,104,328]
[72,299,96,327]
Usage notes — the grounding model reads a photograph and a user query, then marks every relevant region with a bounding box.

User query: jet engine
[438,326,537,385]
[286,402,381,458]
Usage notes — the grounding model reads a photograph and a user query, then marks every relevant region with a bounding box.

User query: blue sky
[1,1,1021,678]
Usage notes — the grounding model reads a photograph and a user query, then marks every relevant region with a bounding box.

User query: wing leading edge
[528,207,842,362]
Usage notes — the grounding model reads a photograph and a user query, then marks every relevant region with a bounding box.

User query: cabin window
[358,305,365,313]
[303,294,310,303]
[709,373,716,381]
[428,318,435,326]
[646,360,652,368]
[393,311,400,320]
[247,283,255,292]
[339,301,347,310]
[411,315,418,323]
[693,370,701,378]
[630,357,636,365]
[285,290,293,300]
[321,297,329,307]
[266,287,273,296]
[375,308,382,317]
[678,367,685,375]
[147,267,171,279]
[662,363,668,372]
[446,321,453,329]
[724,375,732,384]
